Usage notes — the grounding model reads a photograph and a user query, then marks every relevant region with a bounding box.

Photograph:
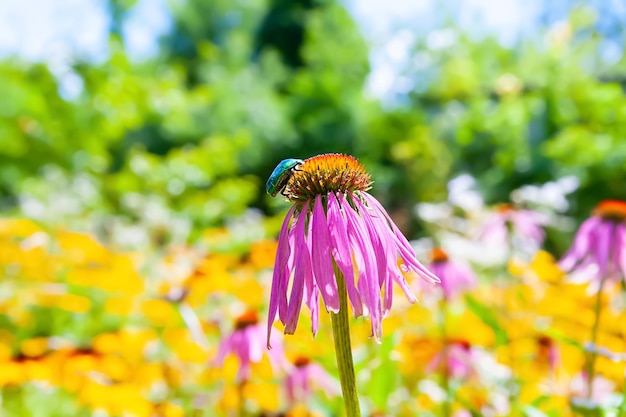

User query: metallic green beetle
[266,158,304,197]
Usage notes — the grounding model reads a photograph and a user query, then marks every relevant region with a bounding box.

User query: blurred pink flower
[285,356,339,405]
[428,339,475,380]
[428,248,477,300]
[481,204,545,250]
[216,310,283,381]
[570,372,615,405]
[536,335,560,372]
[559,200,626,290]
[267,154,439,346]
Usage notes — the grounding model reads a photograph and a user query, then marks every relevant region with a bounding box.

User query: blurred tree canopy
[0,0,625,241]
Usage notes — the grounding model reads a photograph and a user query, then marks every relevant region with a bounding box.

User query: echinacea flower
[570,372,616,408]
[481,204,545,252]
[427,339,475,380]
[559,200,626,290]
[267,154,439,346]
[536,335,560,373]
[285,356,339,405]
[216,310,283,381]
[427,248,477,300]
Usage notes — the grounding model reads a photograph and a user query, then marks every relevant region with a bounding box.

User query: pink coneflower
[536,335,560,373]
[427,339,475,380]
[285,356,339,405]
[267,154,439,346]
[428,248,477,300]
[481,203,545,250]
[570,372,615,406]
[216,310,283,381]
[559,200,626,289]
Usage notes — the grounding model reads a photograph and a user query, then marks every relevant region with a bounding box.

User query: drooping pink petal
[247,326,264,364]
[594,221,613,279]
[481,215,508,246]
[286,371,297,403]
[216,326,267,382]
[613,223,624,282]
[310,195,339,313]
[342,193,383,340]
[427,344,474,380]
[431,260,477,300]
[362,196,418,304]
[267,205,296,348]
[363,193,440,284]
[266,330,285,371]
[215,334,233,365]
[309,286,320,336]
[285,206,311,334]
[559,217,601,271]
[353,196,390,286]
[354,196,399,314]
[355,198,388,287]
[286,361,339,405]
[308,363,340,397]
[232,331,246,363]
[618,224,626,279]
[286,367,306,404]
[304,221,321,336]
[279,223,297,324]
[327,192,363,316]
[238,354,251,381]
[513,210,545,243]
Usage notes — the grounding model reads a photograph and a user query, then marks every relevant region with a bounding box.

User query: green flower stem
[586,276,606,400]
[331,263,361,417]
[238,380,246,417]
[439,299,451,417]
[619,369,626,417]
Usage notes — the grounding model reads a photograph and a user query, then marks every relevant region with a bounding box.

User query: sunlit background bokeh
[1,0,626,416]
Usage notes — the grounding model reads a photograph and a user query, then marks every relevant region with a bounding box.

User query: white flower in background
[511,176,579,212]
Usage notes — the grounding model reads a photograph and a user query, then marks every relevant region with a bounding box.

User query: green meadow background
[1,0,626,416]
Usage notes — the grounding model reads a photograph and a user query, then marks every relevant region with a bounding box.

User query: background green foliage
[1,0,625,240]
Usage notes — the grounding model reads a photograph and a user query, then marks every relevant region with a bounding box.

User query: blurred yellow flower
[397,335,440,377]
[93,329,157,364]
[0,361,25,387]
[242,381,279,411]
[60,232,144,294]
[153,402,185,417]
[141,299,180,327]
[79,380,152,417]
[248,239,278,270]
[60,294,92,313]
[0,219,43,238]
[104,296,136,316]
[162,328,208,363]
[286,404,325,417]
[21,337,48,358]
[530,251,566,283]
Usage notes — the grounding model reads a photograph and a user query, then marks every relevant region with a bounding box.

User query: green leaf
[465,295,509,346]
[367,335,400,409]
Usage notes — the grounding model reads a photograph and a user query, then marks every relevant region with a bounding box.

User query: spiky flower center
[594,200,626,222]
[429,248,449,264]
[537,335,553,347]
[234,310,259,330]
[284,153,372,202]
[496,203,515,214]
[293,356,311,368]
[448,339,471,351]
